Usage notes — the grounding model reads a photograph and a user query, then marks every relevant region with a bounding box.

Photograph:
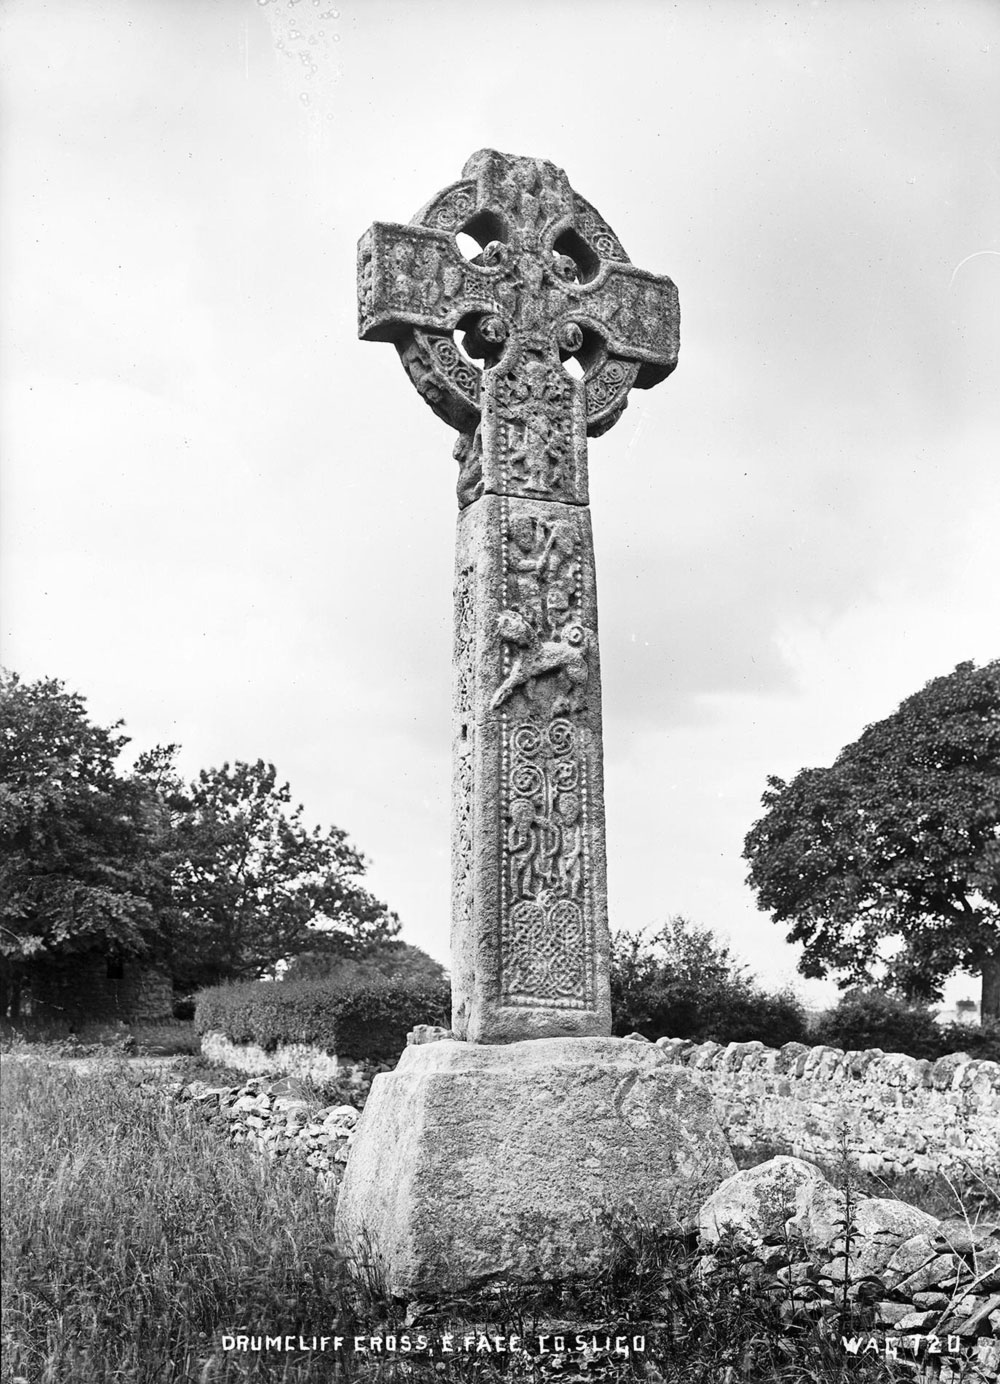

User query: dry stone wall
[26,956,173,1024]
[653,1037,1000,1179]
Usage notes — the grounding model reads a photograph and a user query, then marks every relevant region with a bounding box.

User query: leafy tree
[743,660,1000,1021]
[0,672,167,1018]
[610,915,807,1046]
[1,671,403,1012]
[161,758,400,990]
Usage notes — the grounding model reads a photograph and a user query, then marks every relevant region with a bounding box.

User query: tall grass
[1,1057,360,1382]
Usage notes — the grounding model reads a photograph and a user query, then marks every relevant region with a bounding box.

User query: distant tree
[743,660,1000,1022]
[610,915,807,1046]
[0,672,166,1018]
[161,758,400,990]
[282,940,447,989]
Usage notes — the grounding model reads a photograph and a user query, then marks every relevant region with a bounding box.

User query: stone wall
[653,1037,1000,1179]
[25,955,174,1024]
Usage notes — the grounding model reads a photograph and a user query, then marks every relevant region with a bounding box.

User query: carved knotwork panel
[495,498,597,1010]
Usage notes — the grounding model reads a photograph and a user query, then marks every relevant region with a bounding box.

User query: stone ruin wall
[653,1036,1000,1180]
[26,956,174,1025]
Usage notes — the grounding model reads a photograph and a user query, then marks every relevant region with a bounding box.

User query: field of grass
[3,1050,977,1383]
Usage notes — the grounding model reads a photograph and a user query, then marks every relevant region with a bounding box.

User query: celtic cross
[358,149,679,1042]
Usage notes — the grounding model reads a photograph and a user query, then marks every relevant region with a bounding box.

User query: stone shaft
[451,492,609,1042]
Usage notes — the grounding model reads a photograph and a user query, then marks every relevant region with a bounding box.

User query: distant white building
[935,997,981,1026]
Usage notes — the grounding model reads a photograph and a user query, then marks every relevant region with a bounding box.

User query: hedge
[194,976,451,1061]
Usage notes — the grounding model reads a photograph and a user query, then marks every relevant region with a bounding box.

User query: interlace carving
[501,717,591,1007]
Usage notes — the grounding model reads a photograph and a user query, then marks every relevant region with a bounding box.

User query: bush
[194,974,450,1061]
[813,989,943,1059]
[936,1019,1000,1061]
[611,917,809,1046]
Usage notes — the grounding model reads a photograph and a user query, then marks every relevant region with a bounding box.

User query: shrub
[934,1018,1000,1062]
[611,917,809,1046]
[813,988,943,1059]
[194,974,450,1061]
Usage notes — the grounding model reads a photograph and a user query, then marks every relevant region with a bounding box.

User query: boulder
[847,1197,941,1277]
[699,1156,840,1253]
[699,1158,941,1283]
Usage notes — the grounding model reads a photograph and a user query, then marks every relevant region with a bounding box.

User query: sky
[2,0,998,1011]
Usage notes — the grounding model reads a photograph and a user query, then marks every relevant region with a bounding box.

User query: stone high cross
[358,149,679,1042]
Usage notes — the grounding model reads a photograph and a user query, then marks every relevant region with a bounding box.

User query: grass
[0,1054,933,1384]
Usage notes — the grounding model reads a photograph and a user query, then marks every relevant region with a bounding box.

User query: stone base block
[334,1037,736,1300]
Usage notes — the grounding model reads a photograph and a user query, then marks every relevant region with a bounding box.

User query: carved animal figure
[491,610,591,713]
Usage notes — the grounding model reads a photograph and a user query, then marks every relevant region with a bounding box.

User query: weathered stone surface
[359,150,678,1044]
[847,1198,942,1277]
[200,1031,343,1084]
[699,1156,839,1252]
[883,1232,940,1283]
[894,1252,961,1296]
[334,1038,734,1300]
[21,952,173,1024]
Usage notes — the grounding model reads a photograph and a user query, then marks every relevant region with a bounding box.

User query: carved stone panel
[451,493,611,1043]
[480,348,589,507]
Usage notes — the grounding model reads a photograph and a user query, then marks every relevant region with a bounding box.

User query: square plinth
[334,1037,736,1300]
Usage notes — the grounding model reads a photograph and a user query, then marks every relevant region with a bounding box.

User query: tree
[161,758,400,990]
[282,940,447,989]
[743,660,1000,1022]
[1,671,404,1011]
[610,915,807,1045]
[0,672,167,1018]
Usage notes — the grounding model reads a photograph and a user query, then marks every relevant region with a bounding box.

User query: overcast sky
[2,0,998,1009]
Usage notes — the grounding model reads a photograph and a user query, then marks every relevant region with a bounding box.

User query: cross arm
[574,264,680,389]
[358,222,499,344]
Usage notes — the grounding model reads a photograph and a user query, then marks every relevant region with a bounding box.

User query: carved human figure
[507,795,542,899]
[553,790,583,896]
